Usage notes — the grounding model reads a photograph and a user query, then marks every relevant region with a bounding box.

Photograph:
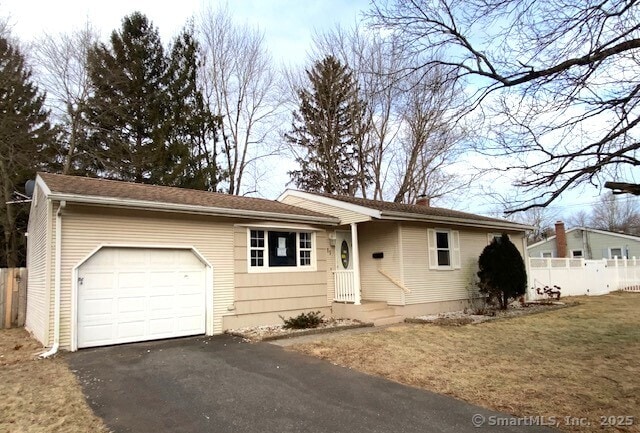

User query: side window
[427,229,460,270]
[436,232,451,266]
[541,251,553,258]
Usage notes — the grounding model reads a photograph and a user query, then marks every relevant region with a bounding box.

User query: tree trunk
[0,158,17,267]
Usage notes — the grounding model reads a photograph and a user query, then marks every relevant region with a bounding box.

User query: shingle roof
[297,190,529,228]
[38,173,336,221]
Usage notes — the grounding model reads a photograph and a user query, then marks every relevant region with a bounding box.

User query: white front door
[77,247,206,348]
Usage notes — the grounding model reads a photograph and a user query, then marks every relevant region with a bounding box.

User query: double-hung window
[299,232,312,266]
[250,230,265,266]
[427,229,461,270]
[249,229,314,271]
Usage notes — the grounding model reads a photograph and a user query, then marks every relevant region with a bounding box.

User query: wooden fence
[0,268,27,329]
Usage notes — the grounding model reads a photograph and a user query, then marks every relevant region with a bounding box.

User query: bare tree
[566,209,590,228]
[589,193,640,234]
[368,0,640,212]
[311,24,472,203]
[33,22,99,174]
[198,6,282,195]
[392,67,472,203]
[311,24,406,199]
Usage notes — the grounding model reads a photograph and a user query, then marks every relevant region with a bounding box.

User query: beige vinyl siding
[402,223,526,305]
[25,185,51,344]
[280,195,370,225]
[50,204,236,349]
[228,226,330,328]
[358,221,403,305]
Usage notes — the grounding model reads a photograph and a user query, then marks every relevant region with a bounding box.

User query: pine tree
[0,37,55,266]
[86,12,169,183]
[286,56,367,195]
[165,24,221,190]
[477,234,528,309]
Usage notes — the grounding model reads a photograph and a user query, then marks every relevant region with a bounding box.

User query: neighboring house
[528,221,640,259]
[25,173,531,352]
[277,190,531,322]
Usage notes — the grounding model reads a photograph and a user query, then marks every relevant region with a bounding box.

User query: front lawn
[294,292,640,432]
[0,328,108,433]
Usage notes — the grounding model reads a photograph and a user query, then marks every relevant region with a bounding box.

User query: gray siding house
[528,222,640,259]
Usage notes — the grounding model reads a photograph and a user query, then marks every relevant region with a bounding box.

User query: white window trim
[540,251,553,258]
[427,228,461,270]
[570,249,584,258]
[246,227,317,273]
[608,246,624,259]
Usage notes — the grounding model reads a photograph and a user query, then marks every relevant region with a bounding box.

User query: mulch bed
[226,318,373,342]
[406,301,576,326]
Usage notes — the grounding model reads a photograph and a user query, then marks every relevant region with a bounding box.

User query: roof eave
[46,193,340,225]
[277,189,381,219]
[379,210,533,231]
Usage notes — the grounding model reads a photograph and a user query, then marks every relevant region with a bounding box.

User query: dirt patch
[0,328,109,433]
[227,318,370,342]
[293,292,640,433]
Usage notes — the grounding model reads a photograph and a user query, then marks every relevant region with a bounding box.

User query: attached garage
[76,247,208,348]
[25,172,337,353]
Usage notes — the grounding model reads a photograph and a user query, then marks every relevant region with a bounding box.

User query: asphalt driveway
[67,335,556,433]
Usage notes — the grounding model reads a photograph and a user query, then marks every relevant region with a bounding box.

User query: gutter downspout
[40,200,65,358]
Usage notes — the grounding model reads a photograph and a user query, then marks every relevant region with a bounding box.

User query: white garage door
[77,248,206,348]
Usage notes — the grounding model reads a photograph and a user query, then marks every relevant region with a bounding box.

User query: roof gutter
[379,211,533,231]
[46,193,340,226]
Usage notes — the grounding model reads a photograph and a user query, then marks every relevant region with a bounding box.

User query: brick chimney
[415,195,430,206]
[555,221,567,258]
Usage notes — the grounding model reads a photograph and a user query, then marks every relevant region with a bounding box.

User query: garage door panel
[148,318,175,334]
[117,272,148,289]
[117,321,147,340]
[79,324,114,347]
[81,298,113,318]
[176,293,203,309]
[117,296,147,314]
[81,272,116,290]
[78,248,207,348]
[177,315,205,330]
[149,296,175,313]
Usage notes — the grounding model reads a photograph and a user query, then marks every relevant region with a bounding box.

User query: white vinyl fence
[528,257,640,300]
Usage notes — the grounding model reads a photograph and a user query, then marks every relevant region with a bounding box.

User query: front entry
[334,230,357,302]
[335,230,353,271]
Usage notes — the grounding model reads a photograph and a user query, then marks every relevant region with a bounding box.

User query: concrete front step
[332,300,405,325]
